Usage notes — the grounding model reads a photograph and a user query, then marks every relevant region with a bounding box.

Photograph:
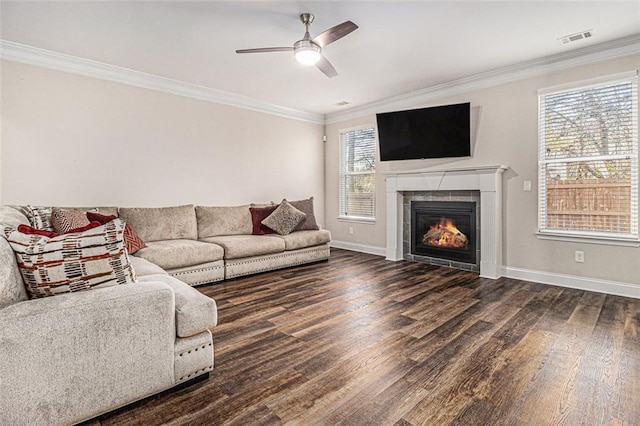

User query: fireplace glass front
[411,201,477,265]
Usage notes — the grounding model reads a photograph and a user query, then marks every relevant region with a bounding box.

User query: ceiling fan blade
[235,47,293,54]
[316,56,338,78]
[312,21,358,47]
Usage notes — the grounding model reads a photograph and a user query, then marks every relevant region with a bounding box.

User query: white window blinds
[538,72,638,240]
[339,126,376,219]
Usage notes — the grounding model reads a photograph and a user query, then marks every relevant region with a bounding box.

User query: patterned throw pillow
[52,207,91,234]
[262,200,307,236]
[3,218,136,298]
[13,205,55,231]
[86,211,147,254]
[249,205,278,235]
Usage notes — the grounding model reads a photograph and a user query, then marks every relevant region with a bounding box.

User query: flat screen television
[376,102,471,161]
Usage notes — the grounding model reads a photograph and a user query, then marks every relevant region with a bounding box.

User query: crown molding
[0,40,325,125]
[325,33,640,124]
[2,34,639,127]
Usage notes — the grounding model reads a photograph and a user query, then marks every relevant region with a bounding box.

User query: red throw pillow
[86,211,147,254]
[249,205,278,235]
[17,221,101,237]
[17,224,59,238]
[86,211,116,224]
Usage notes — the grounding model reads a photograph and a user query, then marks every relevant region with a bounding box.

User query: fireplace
[411,201,477,265]
[385,165,507,278]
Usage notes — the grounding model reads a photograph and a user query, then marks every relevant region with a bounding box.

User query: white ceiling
[1,1,639,116]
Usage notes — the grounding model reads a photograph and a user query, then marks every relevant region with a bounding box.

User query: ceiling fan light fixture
[294,40,321,66]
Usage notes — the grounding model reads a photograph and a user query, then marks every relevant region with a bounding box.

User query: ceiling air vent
[334,101,350,106]
[559,30,593,44]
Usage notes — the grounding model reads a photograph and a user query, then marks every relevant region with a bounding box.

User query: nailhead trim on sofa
[177,342,214,382]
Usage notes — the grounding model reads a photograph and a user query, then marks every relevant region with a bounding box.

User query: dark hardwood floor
[99,248,640,426]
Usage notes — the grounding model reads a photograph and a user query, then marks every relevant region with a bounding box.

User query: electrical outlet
[575,251,584,263]
[349,227,354,235]
[523,181,532,191]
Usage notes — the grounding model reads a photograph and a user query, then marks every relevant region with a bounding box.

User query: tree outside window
[538,72,638,240]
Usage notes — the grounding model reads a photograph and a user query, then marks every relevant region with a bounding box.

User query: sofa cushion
[118,205,197,242]
[195,205,252,238]
[87,211,147,254]
[135,239,224,270]
[249,205,277,235]
[0,206,30,228]
[276,229,332,251]
[0,207,30,307]
[290,197,320,231]
[0,237,28,308]
[2,218,136,298]
[52,207,91,233]
[137,274,218,338]
[262,200,306,236]
[129,256,168,277]
[200,235,285,260]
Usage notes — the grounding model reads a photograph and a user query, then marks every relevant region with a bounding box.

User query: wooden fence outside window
[546,178,631,233]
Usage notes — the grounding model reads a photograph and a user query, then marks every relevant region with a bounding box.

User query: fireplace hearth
[411,201,477,265]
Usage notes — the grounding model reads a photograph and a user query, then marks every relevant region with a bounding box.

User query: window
[538,71,638,243]
[339,126,376,220]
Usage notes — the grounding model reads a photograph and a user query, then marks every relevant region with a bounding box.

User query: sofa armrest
[0,282,176,426]
[138,274,217,337]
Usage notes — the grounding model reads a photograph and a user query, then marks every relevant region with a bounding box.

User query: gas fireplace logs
[422,219,469,249]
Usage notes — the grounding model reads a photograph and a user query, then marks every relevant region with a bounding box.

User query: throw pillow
[17,222,102,237]
[289,197,320,231]
[262,200,306,236]
[52,207,91,234]
[17,224,58,238]
[249,205,278,235]
[3,218,136,299]
[86,211,147,254]
[13,205,55,231]
[67,221,102,234]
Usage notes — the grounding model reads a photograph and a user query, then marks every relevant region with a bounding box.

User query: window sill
[338,216,376,224]
[536,231,640,247]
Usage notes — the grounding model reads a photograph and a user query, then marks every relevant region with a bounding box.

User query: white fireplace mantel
[385,165,509,279]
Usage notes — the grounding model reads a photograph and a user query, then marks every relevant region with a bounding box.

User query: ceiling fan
[235,13,358,78]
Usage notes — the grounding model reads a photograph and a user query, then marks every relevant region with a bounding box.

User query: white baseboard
[331,242,640,299]
[501,266,640,299]
[330,240,386,257]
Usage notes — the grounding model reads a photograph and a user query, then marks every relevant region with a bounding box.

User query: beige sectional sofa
[0,200,329,425]
[0,206,218,425]
[122,203,331,284]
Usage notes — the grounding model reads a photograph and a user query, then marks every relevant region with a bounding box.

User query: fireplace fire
[423,218,469,249]
[411,201,477,265]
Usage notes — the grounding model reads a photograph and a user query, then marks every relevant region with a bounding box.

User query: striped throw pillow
[12,205,55,231]
[3,218,137,298]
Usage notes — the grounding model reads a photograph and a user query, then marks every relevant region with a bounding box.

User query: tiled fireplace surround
[385,165,508,279]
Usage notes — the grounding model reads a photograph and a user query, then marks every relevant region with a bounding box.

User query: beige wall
[1,60,325,224]
[325,54,640,284]
[3,55,639,286]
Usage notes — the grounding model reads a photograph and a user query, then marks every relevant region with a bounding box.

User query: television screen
[376,102,471,161]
